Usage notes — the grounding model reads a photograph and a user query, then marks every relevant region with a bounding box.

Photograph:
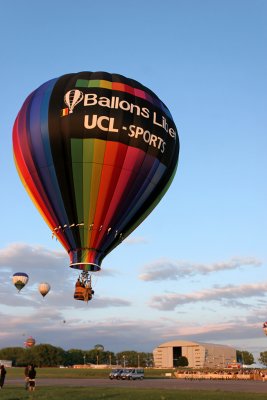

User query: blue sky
[1,0,267,359]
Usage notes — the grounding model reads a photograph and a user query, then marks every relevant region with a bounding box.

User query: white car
[122,368,144,380]
[109,369,123,379]
[120,368,133,380]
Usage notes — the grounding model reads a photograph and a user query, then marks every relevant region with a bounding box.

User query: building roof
[154,340,236,350]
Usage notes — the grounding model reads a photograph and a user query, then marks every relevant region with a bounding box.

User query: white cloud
[139,257,262,281]
[0,243,127,309]
[87,297,131,308]
[0,243,68,286]
[0,242,115,277]
[0,242,66,268]
[124,236,148,245]
[149,282,267,310]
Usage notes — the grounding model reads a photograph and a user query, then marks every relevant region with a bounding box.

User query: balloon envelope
[263,322,267,336]
[24,337,36,348]
[13,72,179,272]
[38,282,51,297]
[94,344,104,351]
[12,272,29,292]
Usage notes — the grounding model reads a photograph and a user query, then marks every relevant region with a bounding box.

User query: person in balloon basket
[28,364,36,391]
[0,364,7,389]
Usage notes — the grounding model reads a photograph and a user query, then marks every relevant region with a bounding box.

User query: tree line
[0,344,153,368]
[258,352,267,366]
[236,350,254,365]
[236,350,267,367]
[0,345,265,368]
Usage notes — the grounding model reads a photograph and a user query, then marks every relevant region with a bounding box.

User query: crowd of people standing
[0,363,37,391]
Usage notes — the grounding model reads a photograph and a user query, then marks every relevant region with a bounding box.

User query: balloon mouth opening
[69,262,101,272]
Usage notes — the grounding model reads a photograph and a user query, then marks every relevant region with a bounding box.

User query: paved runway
[6,378,267,393]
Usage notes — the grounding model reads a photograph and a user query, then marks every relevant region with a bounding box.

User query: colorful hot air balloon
[12,272,29,292]
[263,322,267,336]
[24,336,36,348]
[38,282,51,297]
[13,72,179,299]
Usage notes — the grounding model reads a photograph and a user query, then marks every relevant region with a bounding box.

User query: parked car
[109,369,123,380]
[120,368,134,380]
[122,368,144,380]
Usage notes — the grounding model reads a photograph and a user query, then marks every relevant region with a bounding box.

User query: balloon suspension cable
[91,271,99,288]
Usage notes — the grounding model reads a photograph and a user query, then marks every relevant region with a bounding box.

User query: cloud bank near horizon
[0,243,265,355]
[0,310,264,353]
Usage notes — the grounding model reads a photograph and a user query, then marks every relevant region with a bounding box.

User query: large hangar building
[153,340,236,369]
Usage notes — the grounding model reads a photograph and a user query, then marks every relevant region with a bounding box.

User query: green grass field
[0,387,266,400]
[3,368,266,399]
[3,367,174,379]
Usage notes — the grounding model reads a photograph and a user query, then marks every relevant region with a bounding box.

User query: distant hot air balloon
[12,272,29,292]
[263,322,267,336]
[13,72,179,300]
[24,336,36,348]
[38,282,51,297]
[94,344,104,351]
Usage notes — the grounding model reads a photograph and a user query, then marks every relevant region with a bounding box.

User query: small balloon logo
[64,89,84,113]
